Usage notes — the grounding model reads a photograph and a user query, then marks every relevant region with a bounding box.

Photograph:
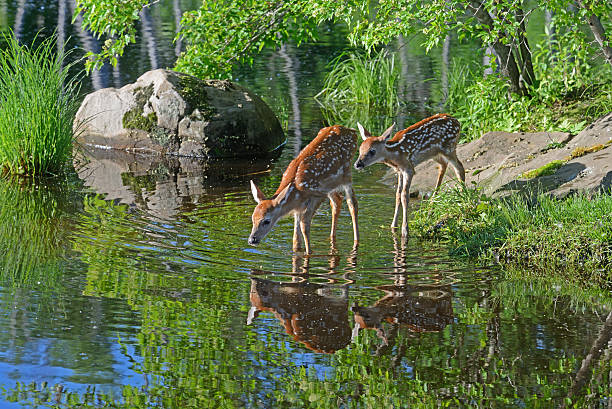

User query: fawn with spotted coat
[249,125,359,254]
[354,114,465,236]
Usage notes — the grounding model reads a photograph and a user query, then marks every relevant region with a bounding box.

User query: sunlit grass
[315,49,400,132]
[0,32,81,175]
[411,186,612,287]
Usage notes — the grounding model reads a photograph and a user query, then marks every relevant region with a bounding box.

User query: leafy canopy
[74,0,612,80]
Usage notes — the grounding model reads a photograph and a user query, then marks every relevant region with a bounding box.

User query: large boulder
[405,112,612,198]
[74,69,285,158]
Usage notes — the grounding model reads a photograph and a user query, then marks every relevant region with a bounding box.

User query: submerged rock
[74,69,285,158]
[406,112,612,198]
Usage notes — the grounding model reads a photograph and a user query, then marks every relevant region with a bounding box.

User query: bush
[0,32,80,175]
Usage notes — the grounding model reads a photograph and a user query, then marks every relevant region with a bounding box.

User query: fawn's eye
[262,219,271,226]
[368,149,376,156]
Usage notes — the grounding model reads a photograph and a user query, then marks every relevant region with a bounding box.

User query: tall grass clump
[0,32,80,175]
[315,49,400,131]
[411,186,612,288]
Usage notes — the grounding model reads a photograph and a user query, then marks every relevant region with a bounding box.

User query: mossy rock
[75,69,285,159]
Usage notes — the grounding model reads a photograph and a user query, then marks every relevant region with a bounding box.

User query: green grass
[0,32,81,175]
[410,186,612,288]
[315,49,400,132]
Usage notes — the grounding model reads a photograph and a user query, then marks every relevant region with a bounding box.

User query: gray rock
[74,69,285,158]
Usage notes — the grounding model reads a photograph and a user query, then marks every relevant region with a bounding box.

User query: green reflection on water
[0,173,608,408]
[0,177,77,289]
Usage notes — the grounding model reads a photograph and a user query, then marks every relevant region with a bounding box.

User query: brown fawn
[354,114,465,236]
[249,125,359,254]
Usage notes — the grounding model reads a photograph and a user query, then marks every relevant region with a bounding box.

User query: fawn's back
[387,113,460,165]
[278,125,358,195]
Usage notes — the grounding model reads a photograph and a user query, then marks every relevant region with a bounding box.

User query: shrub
[0,32,80,175]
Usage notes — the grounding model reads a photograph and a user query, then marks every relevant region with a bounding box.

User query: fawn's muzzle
[354,160,364,170]
[248,236,260,245]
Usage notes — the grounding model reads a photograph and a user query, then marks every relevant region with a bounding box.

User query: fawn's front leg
[344,185,359,245]
[401,170,414,237]
[391,172,403,229]
[292,213,303,252]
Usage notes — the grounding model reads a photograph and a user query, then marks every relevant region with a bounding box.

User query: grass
[315,49,401,132]
[0,32,81,175]
[410,186,612,288]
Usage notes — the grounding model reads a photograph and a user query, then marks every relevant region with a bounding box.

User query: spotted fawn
[249,125,359,254]
[354,114,465,236]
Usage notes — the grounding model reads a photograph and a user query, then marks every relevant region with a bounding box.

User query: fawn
[354,114,465,236]
[249,125,359,254]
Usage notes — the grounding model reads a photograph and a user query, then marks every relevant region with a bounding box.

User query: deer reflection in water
[352,236,454,353]
[248,239,454,355]
[247,251,356,354]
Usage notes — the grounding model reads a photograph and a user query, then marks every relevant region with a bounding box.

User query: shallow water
[1,2,611,408]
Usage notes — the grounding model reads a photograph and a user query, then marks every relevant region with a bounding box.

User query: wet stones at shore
[406,112,612,199]
[74,69,285,159]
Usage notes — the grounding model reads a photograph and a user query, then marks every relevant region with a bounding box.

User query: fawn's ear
[357,122,371,141]
[380,123,396,141]
[250,180,265,204]
[273,183,292,203]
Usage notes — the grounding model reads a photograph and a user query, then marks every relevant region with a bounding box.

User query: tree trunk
[467,1,527,96]
[278,43,302,155]
[576,0,612,67]
[514,5,536,90]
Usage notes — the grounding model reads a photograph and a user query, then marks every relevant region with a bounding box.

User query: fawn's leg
[434,158,448,191]
[299,198,323,255]
[401,170,414,237]
[344,185,359,244]
[329,191,343,245]
[446,151,465,183]
[293,213,303,252]
[391,172,403,229]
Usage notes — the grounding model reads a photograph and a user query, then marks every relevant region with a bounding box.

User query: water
[0,2,611,408]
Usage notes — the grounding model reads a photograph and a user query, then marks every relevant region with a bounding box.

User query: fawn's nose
[354,160,364,170]
[248,236,260,245]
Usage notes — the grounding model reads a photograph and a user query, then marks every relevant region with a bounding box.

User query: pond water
[0,1,611,408]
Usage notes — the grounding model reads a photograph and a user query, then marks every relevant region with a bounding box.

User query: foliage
[411,186,612,287]
[315,50,401,131]
[175,1,318,79]
[520,160,566,179]
[445,43,612,141]
[0,32,80,175]
[73,0,150,72]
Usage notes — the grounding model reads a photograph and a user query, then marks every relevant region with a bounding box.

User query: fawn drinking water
[354,114,465,237]
[249,125,359,254]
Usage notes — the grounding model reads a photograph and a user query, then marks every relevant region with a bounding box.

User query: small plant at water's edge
[411,186,612,288]
[0,32,81,175]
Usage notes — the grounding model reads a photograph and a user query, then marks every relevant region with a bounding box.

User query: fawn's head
[248,180,291,245]
[354,123,395,170]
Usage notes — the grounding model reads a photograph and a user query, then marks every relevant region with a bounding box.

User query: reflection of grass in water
[315,50,400,132]
[0,178,70,287]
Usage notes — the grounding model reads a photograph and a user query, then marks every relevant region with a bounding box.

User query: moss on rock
[122,85,157,132]
[178,75,216,120]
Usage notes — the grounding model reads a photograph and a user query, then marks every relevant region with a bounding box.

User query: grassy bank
[410,187,612,288]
